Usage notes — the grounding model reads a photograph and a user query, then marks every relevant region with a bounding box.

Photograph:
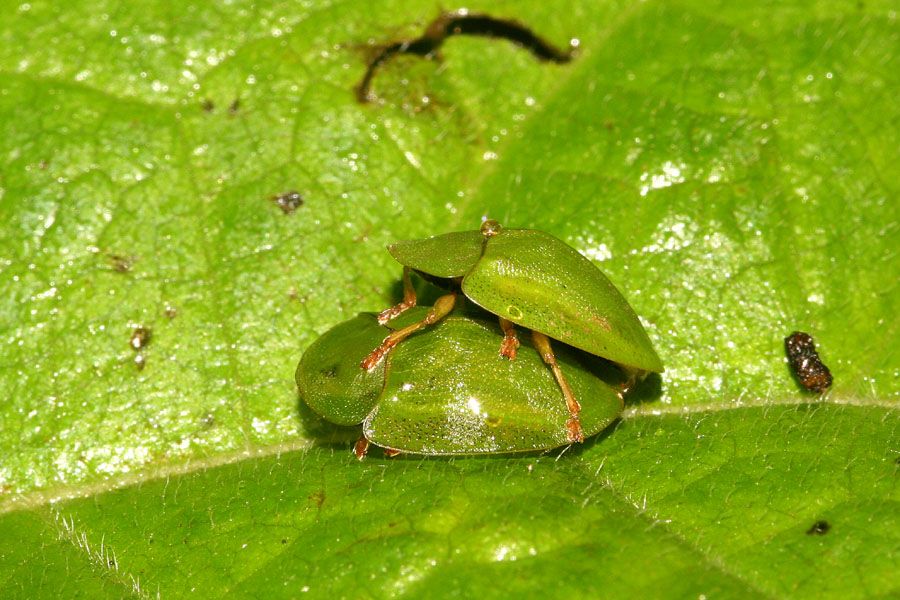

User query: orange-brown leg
[384,448,402,458]
[618,365,647,395]
[532,331,583,442]
[498,317,519,359]
[361,293,457,370]
[354,435,370,460]
[377,266,417,325]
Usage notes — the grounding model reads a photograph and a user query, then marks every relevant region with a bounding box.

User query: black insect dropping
[356,10,577,102]
[272,190,304,215]
[806,520,831,535]
[784,331,833,393]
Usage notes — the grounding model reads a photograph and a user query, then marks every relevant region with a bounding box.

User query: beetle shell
[296,315,389,425]
[387,226,663,373]
[389,230,484,278]
[297,308,624,454]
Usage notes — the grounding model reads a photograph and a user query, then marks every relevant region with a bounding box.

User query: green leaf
[2,0,898,598]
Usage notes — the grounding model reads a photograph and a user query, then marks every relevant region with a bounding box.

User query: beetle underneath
[298,307,624,458]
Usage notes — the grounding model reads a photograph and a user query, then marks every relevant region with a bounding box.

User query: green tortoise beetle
[298,306,624,459]
[361,220,663,444]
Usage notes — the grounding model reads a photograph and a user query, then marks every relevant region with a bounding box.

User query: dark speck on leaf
[201,99,215,112]
[806,520,831,535]
[109,254,135,273]
[272,190,304,214]
[229,99,240,115]
[130,327,152,350]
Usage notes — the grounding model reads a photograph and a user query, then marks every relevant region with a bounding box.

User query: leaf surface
[1,0,898,598]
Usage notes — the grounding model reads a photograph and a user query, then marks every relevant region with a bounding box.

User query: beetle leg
[618,365,648,395]
[384,448,402,458]
[377,267,418,325]
[361,293,457,370]
[532,331,583,443]
[498,317,519,360]
[354,435,370,460]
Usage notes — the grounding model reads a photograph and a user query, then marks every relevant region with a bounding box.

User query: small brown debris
[272,190,304,214]
[784,331,833,393]
[109,254,135,273]
[130,327,152,350]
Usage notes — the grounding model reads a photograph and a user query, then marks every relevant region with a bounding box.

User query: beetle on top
[361,220,664,443]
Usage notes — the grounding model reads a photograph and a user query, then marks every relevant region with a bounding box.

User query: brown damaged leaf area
[356,9,578,102]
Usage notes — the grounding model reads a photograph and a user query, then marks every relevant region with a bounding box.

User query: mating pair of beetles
[297,220,664,458]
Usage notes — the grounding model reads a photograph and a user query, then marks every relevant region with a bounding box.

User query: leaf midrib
[1,395,888,517]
